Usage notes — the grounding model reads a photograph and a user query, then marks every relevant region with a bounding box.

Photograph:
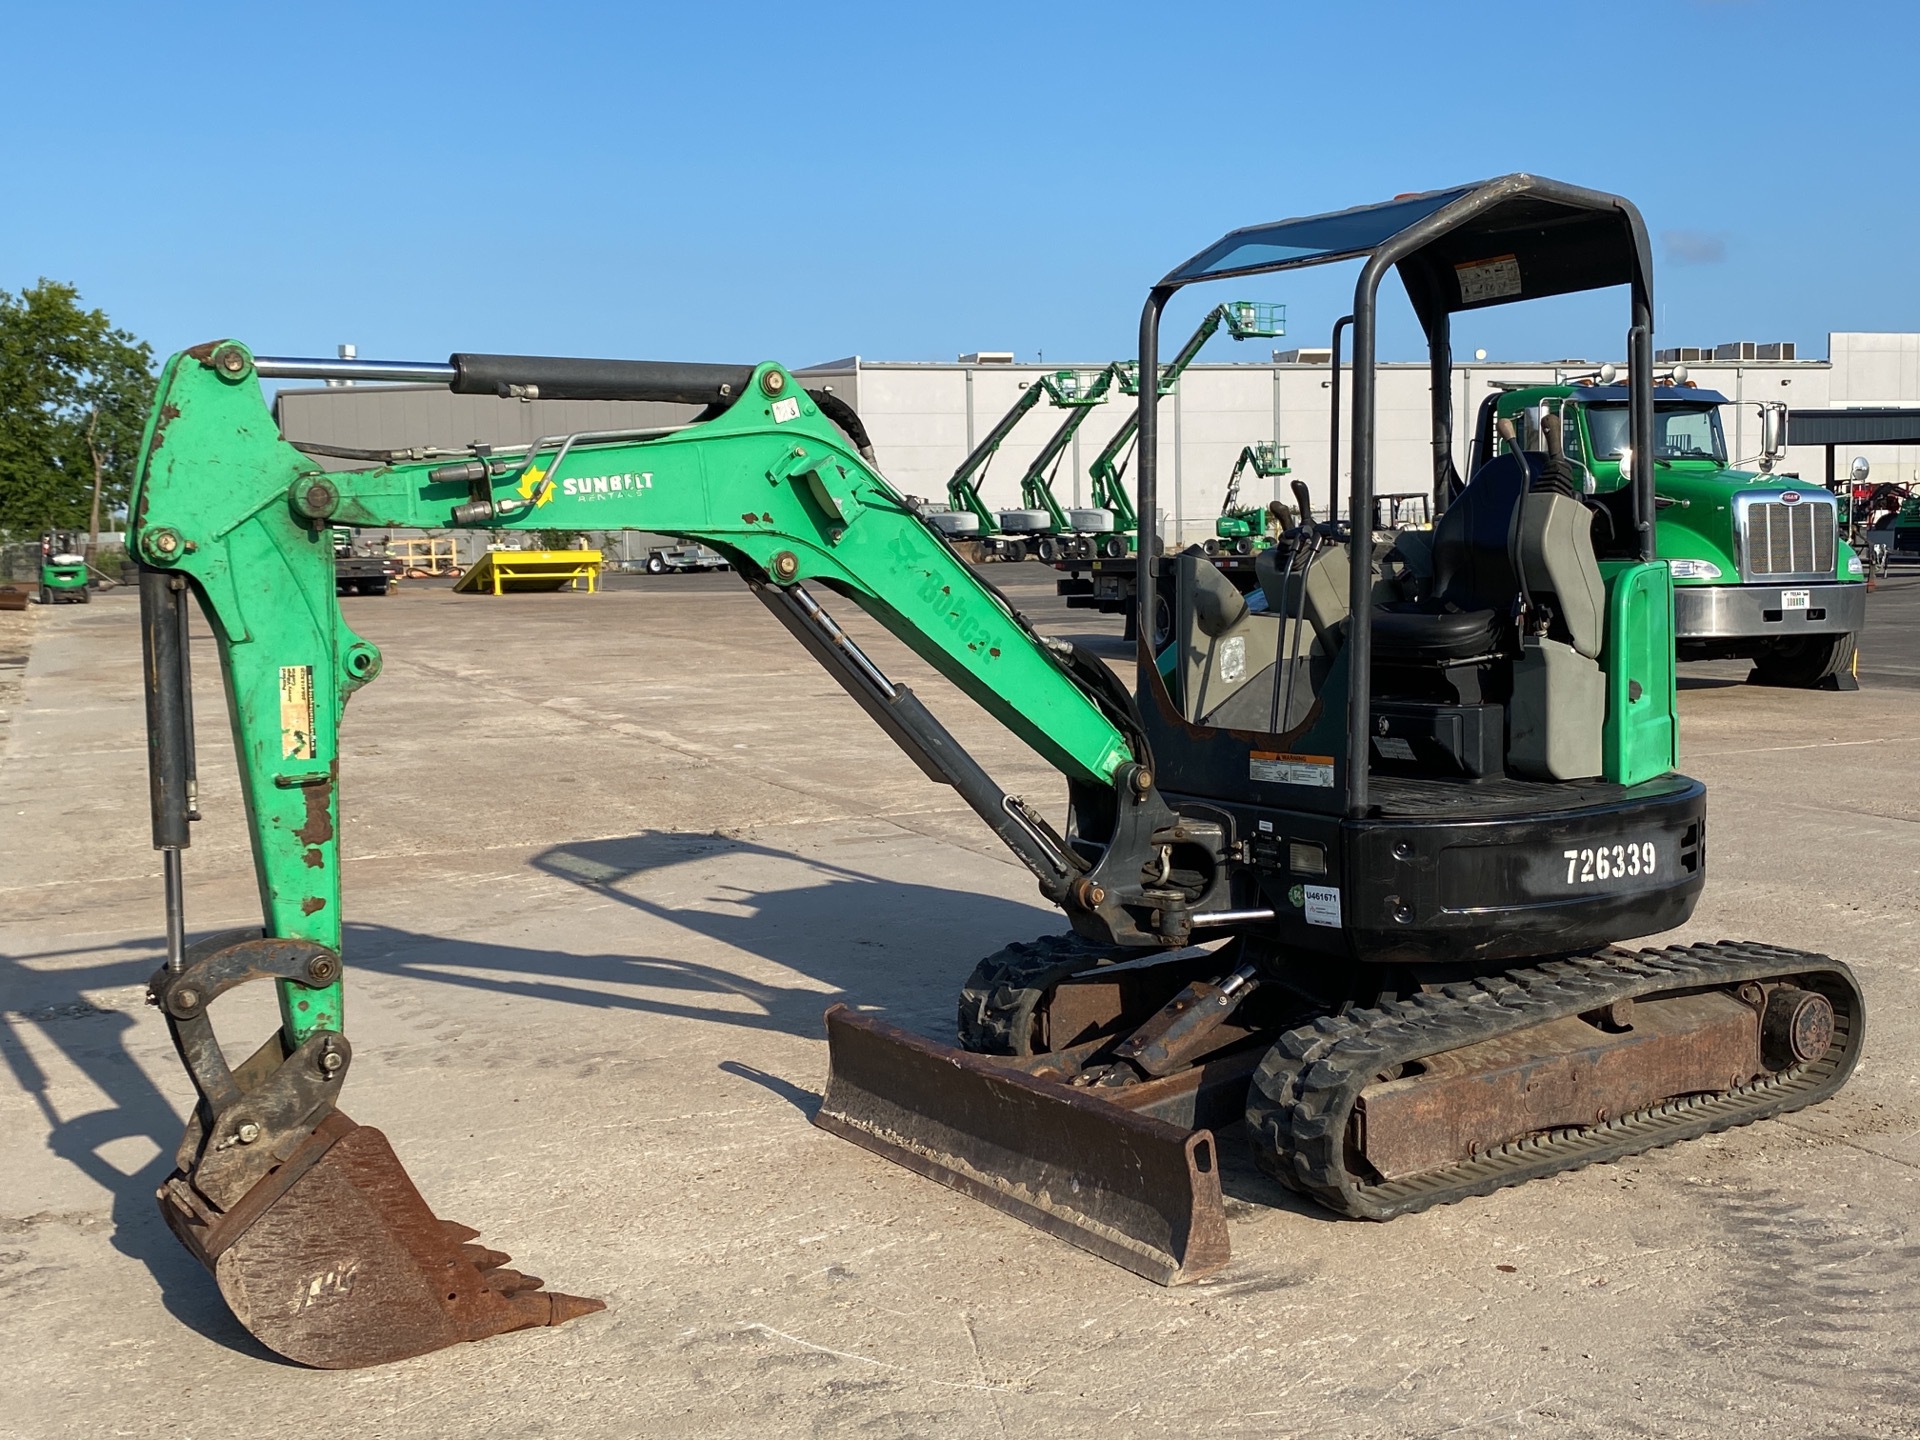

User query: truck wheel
[647,555,667,574]
[39,586,52,606]
[1750,633,1859,690]
[78,586,90,603]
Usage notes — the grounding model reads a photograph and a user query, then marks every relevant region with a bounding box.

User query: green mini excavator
[132,175,1862,1370]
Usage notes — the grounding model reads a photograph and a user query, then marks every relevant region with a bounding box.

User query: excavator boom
[131,342,1145,1366]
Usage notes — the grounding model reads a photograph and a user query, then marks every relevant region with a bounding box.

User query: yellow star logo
[516,464,556,509]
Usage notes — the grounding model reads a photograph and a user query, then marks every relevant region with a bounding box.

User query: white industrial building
[277,332,1920,552]
[796,333,1920,545]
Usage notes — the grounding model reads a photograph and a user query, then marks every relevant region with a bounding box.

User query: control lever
[1290,479,1314,528]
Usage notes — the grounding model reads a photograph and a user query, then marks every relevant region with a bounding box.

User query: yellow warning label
[280,665,316,760]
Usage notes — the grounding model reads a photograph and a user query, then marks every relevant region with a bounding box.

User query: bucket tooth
[815,1005,1230,1285]
[460,1243,513,1271]
[161,1110,602,1369]
[480,1267,542,1294]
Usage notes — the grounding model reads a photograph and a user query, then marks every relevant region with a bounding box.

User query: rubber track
[1245,940,1864,1220]
[956,933,1138,1055]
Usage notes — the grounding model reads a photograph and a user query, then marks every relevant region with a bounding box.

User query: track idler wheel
[150,932,601,1368]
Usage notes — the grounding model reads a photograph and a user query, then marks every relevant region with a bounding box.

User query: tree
[0,280,155,545]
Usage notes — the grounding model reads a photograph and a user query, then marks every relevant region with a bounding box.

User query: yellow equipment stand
[453,550,603,595]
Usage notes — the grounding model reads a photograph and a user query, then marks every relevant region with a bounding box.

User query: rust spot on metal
[184,340,222,362]
[990,647,1001,658]
[741,512,758,523]
[303,848,324,869]
[294,778,335,848]
[1353,990,1766,1182]
[301,896,327,916]
[148,402,182,454]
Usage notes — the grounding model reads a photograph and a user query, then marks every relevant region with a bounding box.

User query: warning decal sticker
[1455,254,1522,305]
[280,665,316,760]
[1249,751,1335,788]
[1303,884,1343,928]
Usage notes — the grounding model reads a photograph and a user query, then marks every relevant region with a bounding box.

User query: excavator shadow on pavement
[0,937,296,1362]
[4,829,1122,1356]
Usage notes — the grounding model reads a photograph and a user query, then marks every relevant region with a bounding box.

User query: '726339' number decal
[1564,842,1656,885]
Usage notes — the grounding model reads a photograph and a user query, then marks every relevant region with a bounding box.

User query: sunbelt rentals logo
[520,465,655,506]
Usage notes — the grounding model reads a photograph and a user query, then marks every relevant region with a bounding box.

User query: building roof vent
[958,351,1015,364]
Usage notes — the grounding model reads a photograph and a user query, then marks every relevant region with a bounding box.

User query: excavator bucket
[142,930,602,1369]
[159,1110,604,1368]
[815,1006,1233,1285]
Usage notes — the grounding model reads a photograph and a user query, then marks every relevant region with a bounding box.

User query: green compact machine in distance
[1479,381,1866,689]
[37,530,90,604]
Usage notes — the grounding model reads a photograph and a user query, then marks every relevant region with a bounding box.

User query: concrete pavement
[3,567,1919,1439]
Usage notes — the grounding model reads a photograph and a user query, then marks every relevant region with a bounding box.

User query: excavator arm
[130,341,1151,1368]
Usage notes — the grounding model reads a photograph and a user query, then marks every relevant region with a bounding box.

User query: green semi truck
[1478,380,1866,689]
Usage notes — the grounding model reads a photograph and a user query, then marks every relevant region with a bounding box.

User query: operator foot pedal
[159,1110,603,1369]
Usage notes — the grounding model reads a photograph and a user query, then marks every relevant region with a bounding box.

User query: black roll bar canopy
[1134,173,1657,819]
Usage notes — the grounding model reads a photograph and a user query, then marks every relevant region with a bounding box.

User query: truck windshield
[1585,404,1726,464]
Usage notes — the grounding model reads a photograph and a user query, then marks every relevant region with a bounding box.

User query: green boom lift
[1211,442,1293,553]
[1005,362,1124,561]
[131,176,1862,1372]
[1085,299,1286,554]
[932,367,1109,553]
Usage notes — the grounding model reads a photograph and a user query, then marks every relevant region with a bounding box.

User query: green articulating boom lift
[1005,363,1123,561]
[932,367,1109,554]
[1211,442,1293,554]
[1083,299,1287,556]
[132,175,1863,1371]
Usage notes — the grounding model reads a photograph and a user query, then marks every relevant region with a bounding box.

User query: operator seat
[1365,450,1608,780]
[1370,452,1530,664]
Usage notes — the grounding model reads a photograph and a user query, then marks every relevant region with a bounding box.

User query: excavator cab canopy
[1160,181,1650,333]
[1136,173,1659,820]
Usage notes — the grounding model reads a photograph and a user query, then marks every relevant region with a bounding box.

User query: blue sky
[4,1,1910,370]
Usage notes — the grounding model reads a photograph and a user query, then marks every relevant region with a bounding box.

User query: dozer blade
[815,1005,1231,1285]
[159,1110,603,1369]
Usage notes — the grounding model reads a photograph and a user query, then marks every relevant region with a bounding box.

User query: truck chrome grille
[1740,498,1835,580]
